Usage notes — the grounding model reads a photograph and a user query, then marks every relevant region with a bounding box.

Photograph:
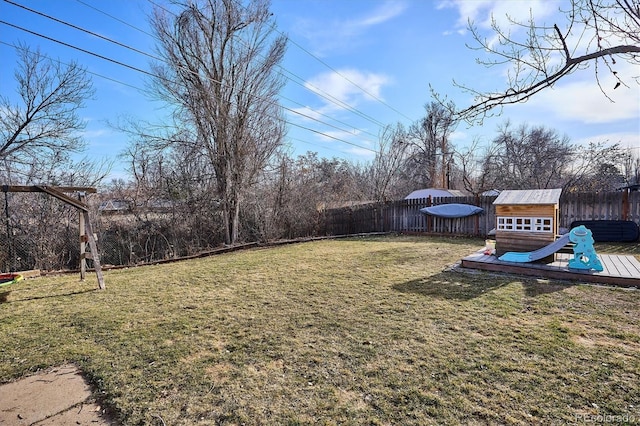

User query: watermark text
[574,413,637,423]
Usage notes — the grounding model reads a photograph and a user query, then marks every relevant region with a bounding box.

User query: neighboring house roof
[98,198,176,212]
[317,200,374,211]
[98,199,130,211]
[618,184,640,191]
[493,188,562,205]
[404,188,465,199]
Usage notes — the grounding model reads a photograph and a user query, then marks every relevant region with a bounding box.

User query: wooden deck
[461,251,640,288]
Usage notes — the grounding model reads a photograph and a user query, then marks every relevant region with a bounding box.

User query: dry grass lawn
[0,235,638,425]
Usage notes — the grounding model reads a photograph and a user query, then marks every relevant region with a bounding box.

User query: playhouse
[493,188,562,263]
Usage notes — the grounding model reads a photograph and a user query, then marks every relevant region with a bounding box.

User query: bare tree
[447,0,640,123]
[0,44,94,179]
[149,0,287,244]
[406,102,457,189]
[366,123,409,202]
[564,141,630,191]
[480,121,574,189]
[455,137,492,196]
[622,148,640,185]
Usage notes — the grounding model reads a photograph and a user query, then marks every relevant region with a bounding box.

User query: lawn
[1,235,639,425]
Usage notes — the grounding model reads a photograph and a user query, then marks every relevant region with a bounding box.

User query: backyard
[0,235,639,425]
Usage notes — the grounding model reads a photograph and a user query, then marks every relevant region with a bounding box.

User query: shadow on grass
[0,288,98,304]
[522,280,576,297]
[393,271,508,301]
[394,270,576,301]
[342,234,483,246]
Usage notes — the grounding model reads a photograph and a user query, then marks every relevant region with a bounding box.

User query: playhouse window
[497,216,553,233]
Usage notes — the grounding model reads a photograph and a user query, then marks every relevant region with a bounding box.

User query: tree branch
[447,1,640,124]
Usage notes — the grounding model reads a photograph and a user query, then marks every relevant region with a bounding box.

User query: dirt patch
[0,364,114,425]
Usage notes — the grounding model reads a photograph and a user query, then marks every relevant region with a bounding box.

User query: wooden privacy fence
[560,191,639,226]
[322,196,496,236]
[322,190,640,237]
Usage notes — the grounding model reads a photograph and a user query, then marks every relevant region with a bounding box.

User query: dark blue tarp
[570,220,639,242]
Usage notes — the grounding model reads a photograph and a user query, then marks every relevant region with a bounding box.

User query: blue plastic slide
[499,233,571,263]
[498,225,603,272]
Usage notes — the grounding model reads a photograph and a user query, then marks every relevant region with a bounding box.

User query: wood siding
[495,204,556,217]
[495,199,559,258]
[494,232,557,259]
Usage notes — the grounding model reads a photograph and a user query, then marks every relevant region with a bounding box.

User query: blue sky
[1,0,638,181]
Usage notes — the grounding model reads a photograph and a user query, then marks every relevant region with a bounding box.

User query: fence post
[474,194,480,236]
[426,196,432,233]
[623,188,630,221]
[79,192,86,281]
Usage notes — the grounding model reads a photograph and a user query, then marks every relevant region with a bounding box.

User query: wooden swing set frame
[2,185,105,289]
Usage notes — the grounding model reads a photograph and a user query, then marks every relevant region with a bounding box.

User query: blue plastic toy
[568,225,603,272]
[498,225,603,272]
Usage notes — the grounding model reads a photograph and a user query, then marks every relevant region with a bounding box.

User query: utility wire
[70,0,382,137]
[0,30,378,154]
[145,0,387,129]
[1,15,369,143]
[0,20,158,78]
[282,32,413,122]
[287,121,375,153]
[227,0,413,122]
[4,0,158,61]
[0,39,143,92]
[6,0,383,142]
[74,0,157,39]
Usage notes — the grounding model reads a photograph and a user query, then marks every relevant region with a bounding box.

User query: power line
[145,0,388,129]
[73,0,156,39]
[0,40,144,92]
[0,18,376,151]
[0,20,157,78]
[67,0,388,140]
[287,121,376,153]
[282,29,413,123]
[68,0,383,137]
[4,0,158,62]
[277,66,387,128]
[287,136,368,156]
[0,29,378,154]
[227,0,413,122]
[13,0,386,144]
[8,0,383,141]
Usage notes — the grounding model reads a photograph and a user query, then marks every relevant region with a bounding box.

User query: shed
[493,189,562,262]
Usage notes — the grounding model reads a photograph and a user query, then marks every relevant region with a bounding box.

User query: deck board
[461,251,640,288]
[617,255,640,277]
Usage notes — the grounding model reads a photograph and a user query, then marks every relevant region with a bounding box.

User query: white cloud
[439,0,560,32]
[288,105,326,122]
[81,128,110,139]
[525,63,640,124]
[294,1,408,56]
[352,1,408,27]
[437,0,493,29]
[573,132,640,150]
[304,69,390,110]
[316,128,363,143]
[345,145,376,158]
[449,129,467,142]
[311,128,377,158]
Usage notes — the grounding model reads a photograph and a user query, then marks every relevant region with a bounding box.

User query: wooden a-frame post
[1,185,105,289]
